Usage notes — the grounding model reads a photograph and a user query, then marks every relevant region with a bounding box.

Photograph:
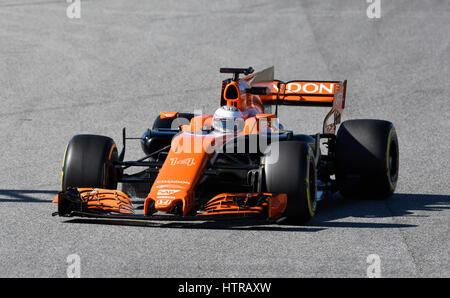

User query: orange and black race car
[53,66,399,224]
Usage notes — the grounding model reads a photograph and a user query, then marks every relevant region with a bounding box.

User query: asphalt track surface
[0,0,449,278]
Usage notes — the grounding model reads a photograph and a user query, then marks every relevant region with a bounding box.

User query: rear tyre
[61,135,118,191]
[335,119,399,199]
[264,141,317,224]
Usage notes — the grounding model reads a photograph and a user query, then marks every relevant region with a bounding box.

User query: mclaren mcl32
[53,66,399,224]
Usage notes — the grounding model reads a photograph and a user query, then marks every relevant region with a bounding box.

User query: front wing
[52,187,287,222]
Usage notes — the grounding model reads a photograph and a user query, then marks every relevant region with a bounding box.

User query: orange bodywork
[54,67,346,221]
[198,193,287,220]
[144,133,215,216]
[143,94,281,217]
[55,188,134,215]
[160,112,179,119]
[252,80,337,104]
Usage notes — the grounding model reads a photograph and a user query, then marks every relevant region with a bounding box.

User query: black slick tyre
[335,119,399,199]
[61,134,118,190]
[264,141,317,224]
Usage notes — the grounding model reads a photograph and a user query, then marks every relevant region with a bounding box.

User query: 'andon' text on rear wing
[254,80,347,133]
[256,80,346,107]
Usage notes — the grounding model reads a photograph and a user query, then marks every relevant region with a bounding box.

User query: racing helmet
[212,106,245,133]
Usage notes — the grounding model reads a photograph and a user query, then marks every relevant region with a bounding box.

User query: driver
[212,105,245,133]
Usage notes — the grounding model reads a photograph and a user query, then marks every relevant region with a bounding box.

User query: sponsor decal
[157,189,181,196]
[272,82,335,94]
[156,180,191,185]
[156,199,172,206]
[155,184,185,189]
[169,157,196,166]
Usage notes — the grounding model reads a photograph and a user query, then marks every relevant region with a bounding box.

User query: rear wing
[254,80,346,107]
[220,66,347,134]
[253,79,347,134]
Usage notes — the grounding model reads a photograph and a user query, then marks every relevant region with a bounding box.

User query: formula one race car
[53,66,399,224]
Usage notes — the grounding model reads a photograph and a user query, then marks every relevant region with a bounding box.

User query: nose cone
[143,133,216,216]
[145,188,194,216]
[153,195,183,213]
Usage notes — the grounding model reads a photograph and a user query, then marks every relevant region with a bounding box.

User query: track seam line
[384,199,420,277]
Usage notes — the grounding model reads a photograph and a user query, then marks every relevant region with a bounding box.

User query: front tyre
[335,119,399,199]
[61,135,118,191]
[264,141,317,224]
